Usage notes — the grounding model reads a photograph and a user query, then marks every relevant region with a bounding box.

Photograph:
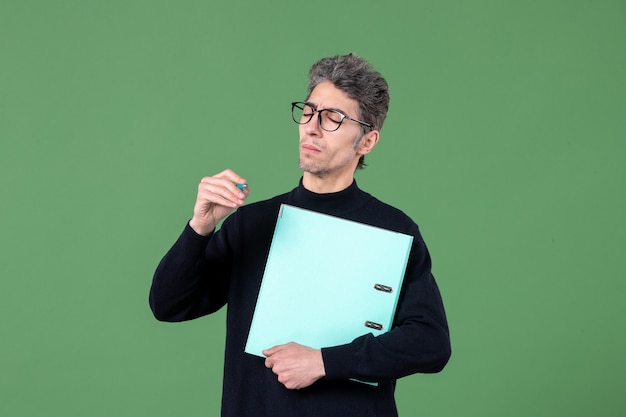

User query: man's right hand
[188,169,250,236]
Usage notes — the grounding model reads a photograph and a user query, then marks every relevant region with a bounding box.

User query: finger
[214,169,247,187]
[202,176,248,199]
[262,348,274,357]
[198,178,246,207]
[262,344,284,357]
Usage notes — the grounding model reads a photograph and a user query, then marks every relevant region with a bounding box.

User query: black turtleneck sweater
[149,180,451,417]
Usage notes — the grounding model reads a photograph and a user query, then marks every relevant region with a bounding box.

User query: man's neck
[302,172,354,194]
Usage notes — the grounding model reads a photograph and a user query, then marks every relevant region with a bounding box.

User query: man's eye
[302,105,315,117]
[324,111,343,124]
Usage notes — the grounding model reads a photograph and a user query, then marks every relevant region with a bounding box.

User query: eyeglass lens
[292,103,344,132]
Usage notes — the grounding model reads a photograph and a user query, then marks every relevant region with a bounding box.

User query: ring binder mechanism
[374,283,393,293]
[365,321,384,331]
[245,205,414,379]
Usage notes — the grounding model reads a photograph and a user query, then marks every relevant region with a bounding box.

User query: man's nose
[303,112,322,135]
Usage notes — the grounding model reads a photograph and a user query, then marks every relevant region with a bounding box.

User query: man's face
[298,81,365,179]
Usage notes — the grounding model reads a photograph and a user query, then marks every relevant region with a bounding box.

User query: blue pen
[236,183,248,190]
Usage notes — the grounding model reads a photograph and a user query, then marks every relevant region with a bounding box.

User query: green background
[1,1,624,416]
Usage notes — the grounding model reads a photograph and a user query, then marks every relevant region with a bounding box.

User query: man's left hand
[263,342,326,390]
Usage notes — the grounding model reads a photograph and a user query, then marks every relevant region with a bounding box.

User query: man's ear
[357,130,380,156]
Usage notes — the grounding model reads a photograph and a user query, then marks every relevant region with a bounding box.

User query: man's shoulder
[358,193,420,234]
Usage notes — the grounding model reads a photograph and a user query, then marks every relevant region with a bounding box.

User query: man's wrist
[189,218,215,236]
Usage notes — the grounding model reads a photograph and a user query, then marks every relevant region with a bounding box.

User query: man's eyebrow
[305,101,348,115]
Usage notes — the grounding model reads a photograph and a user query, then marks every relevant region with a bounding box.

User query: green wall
[1,1,624,416]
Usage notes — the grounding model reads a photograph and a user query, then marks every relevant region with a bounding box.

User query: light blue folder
[244,204,414,357]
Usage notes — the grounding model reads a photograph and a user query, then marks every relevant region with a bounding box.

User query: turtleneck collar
[286,177,371,217]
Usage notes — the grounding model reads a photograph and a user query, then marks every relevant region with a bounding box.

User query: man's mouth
[301,143,321,153]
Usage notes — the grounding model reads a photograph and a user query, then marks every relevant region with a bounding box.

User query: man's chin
[299,160,327,177]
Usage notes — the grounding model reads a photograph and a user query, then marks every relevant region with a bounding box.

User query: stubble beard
[299,156,331,177]
[298,133,364,178]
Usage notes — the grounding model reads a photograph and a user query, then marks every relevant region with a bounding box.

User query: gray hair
[307,53,390,169]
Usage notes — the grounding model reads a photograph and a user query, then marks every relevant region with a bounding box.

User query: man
[149,53,451,417]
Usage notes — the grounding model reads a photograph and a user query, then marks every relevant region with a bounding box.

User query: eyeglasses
[291,102,371,132]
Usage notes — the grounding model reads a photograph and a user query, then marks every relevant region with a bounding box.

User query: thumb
[262,345,281,357]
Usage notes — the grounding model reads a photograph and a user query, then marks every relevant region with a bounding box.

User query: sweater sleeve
[149,222,230,322]
[321,229,451,382]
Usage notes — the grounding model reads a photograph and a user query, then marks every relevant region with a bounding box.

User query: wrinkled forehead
[306,81,361,118]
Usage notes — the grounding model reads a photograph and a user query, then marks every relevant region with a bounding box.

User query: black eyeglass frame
[291,101,372,132]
